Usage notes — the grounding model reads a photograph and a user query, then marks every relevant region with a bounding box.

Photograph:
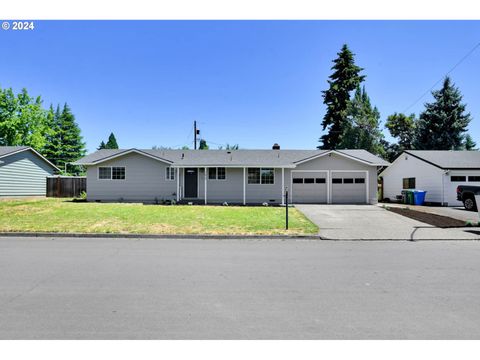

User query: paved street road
[1,236,480,339]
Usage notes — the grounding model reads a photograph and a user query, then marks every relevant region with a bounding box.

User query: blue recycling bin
[413,190,427,205]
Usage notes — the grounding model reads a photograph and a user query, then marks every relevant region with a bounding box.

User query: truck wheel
[463,197,477,211]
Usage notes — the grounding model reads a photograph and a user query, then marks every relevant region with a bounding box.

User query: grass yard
[0,198,318,235]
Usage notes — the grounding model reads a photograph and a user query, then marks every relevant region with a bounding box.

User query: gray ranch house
[73,146,389,205]
[0,146,59,197]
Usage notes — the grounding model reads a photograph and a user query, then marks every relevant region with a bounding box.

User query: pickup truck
[456,185,480,211]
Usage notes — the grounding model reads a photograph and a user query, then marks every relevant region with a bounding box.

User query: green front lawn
[0,198,318,235]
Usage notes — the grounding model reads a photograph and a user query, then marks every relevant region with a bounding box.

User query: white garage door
[292,172,327,203]
[331,172,367,204]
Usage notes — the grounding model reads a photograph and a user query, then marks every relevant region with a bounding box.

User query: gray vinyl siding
[84,151,379,204]
[0,150,55,196]
[86,152,176,202]
[184,168,286,204]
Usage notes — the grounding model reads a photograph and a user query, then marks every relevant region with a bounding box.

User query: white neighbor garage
[381,150,480,206]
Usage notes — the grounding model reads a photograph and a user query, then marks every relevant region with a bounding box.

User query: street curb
[0,232,323,240]
[0,232,479,241]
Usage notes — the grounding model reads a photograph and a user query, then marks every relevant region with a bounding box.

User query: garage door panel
[292,172,327,204]
[331,172,366,204]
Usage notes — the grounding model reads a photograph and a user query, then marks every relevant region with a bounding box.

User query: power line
[402,41,480,114]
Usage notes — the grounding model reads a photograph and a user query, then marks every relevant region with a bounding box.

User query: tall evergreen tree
[42,105,62,163]
[55,103,86,171]
[105,132,119,149]
[413,77,471,150]
[98,141,106,150]
[199,139,209,150]
[319,44,365,150]
[464,134,477,150]
[340,86,385,156]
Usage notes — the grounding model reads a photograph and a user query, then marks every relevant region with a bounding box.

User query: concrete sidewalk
[295,204,480,240]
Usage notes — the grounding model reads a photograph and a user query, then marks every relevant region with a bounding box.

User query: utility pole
[194,120,197,150]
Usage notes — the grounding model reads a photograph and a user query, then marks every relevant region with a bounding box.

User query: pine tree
[55,103,86,172]
[340,86,385,156]
[319,44,365,150]
[98,141,106,150]
[464,134,477,150]
[42,105,62,163]
[105,132,119,149]
[413,77,471,150]
[199,139,209,150]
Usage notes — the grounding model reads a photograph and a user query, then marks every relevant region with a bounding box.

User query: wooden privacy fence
[47,176,87,198]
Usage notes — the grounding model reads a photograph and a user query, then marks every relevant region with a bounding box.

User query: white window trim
[165,166,176,181]
[98,166,126,181]
[208,167,227,181]
[247,168,275,185]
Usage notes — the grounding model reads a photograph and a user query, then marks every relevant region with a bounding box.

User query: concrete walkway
[295,204,480,240]
[381,202,480,223]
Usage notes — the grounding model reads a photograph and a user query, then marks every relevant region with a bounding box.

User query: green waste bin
[406,190,414,205]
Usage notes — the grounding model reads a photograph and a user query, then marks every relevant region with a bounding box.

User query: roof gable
[405,150,480,169]
[0,146,59,171]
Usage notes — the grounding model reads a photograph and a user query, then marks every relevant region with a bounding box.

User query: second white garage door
[331,171,367,204]
[292,171,328,203]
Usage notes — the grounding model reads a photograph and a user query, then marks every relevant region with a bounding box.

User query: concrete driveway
[295,204,480,240]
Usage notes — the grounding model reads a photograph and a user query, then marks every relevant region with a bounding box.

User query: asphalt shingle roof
[73,148,390,167]
[405,150,480,169]
[0,146,30,158]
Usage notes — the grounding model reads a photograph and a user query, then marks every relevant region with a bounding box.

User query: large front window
[248,168,274,184]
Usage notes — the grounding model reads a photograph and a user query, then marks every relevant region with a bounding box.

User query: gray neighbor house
[0,146,59,197]
[74,145,389,205]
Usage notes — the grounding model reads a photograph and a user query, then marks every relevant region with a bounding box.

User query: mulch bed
[386,207,467,228]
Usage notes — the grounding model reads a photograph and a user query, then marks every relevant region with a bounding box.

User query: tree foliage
[218,143,239,150]
[385,113,416,150]
[413,77,471,150]
[53,103,86,171]
[339,86,385,156]
[464,134,477,151]
[0,87,49,150]
[319,44,365,150]
[98,141,106,150]
[199,139,209,150]
[106,132,119,149]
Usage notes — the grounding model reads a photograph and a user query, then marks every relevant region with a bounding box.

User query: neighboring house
[0,146,59,197]
[73,145,389,204]
[380,150,480,206]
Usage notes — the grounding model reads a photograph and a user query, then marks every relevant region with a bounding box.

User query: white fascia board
[171,164,296,168]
